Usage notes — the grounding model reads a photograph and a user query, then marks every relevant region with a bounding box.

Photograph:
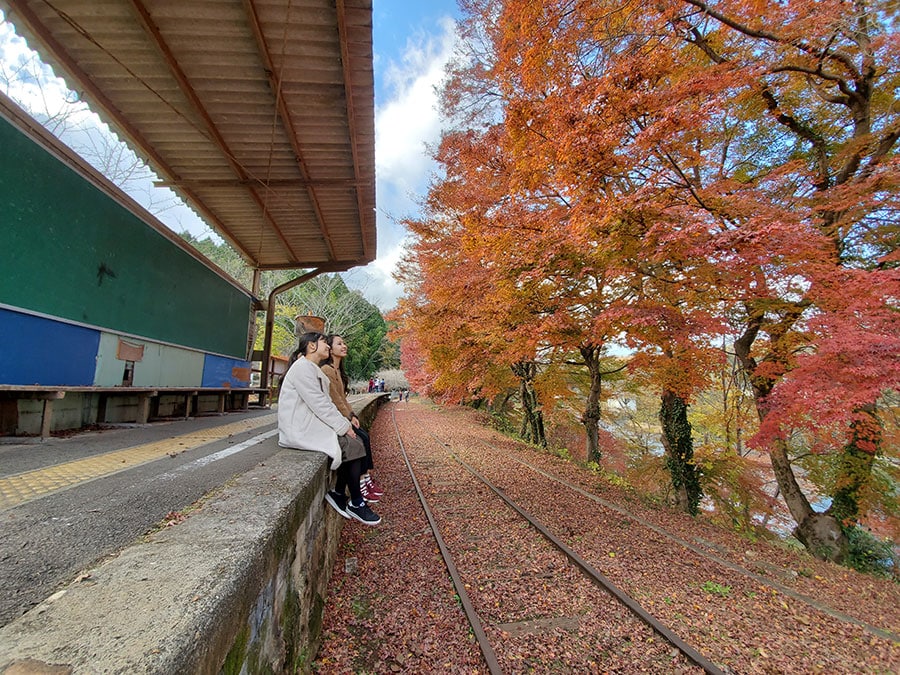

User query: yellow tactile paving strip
[0,414,277,511]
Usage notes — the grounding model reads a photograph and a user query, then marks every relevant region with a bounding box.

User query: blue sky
[363,0,461,308]
[0,2,462,310]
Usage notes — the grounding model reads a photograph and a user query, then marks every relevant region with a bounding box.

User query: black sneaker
[325,490,350,519]
[347,500,381,526]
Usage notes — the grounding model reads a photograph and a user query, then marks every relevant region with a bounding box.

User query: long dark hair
[279,333,322,395]
[297,332,324,359]
[324,334,350,390]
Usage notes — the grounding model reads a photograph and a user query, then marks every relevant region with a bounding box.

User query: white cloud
[1,18,76,122]
[341,236,410,311]
[345,16,458,311]
[375,20,456,186]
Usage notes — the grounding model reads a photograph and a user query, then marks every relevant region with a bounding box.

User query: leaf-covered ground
[314,401,900,673]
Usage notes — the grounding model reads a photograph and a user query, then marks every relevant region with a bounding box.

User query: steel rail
[452,431,900,646]
[389,408,503,675]
[404,411,726,675]
[447,448,726,675]
[391,409,725,675]
[498,446,900,645]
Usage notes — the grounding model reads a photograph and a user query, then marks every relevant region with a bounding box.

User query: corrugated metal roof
[1,0,376,272]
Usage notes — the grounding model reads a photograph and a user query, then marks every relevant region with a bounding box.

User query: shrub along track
[315,401,900,674]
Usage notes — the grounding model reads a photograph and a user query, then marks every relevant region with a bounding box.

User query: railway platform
[0,396,383,673]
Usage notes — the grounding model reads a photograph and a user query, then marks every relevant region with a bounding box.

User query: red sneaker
[364,475,385,496]
[360,481,380,503]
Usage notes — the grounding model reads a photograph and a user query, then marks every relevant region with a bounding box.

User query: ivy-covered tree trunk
[659,389,702,516]
[512,361,546,447]
[579,345,603,464]
[830,404,881,527]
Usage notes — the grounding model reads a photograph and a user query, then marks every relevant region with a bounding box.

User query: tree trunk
[769,440,848,562]
[659,389,703,516]
[830,403,881,527]
[579,345,603,464]
[512,361,546,447]
[733,314,848,562]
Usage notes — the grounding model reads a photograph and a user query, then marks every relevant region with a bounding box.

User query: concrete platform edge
[0,394,386,674]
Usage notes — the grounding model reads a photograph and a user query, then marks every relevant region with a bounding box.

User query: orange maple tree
[391,126,551,443]
[486,0,899,560]
[394,0,899,561]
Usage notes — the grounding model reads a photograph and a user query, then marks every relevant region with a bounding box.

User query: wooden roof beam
[336,0,373,262]
[127,0,301,265]
[242,0,339,263]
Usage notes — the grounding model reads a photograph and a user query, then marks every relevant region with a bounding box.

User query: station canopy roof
[1,0,376,272]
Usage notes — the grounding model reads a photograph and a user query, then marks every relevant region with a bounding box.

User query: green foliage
[691,445,773,536]
[796,440,900,531]
[688,357,759,458]
[596,467,631,490]
[549,445,572,461]
[660,391,703,516]
[180,232,254,288]
[701,581,732,598]
[254,315,297,362]
[351,595,374,620]
[344,308,391,381]
[843,527,897,578]
[178,232,395,380]
[489,409,517,437]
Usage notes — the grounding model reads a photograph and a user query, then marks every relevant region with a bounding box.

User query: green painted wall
[0,114,251,358]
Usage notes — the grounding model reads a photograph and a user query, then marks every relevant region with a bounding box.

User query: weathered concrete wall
[15,397,92,434]
[8,392,251,435]
[0,395,385,674]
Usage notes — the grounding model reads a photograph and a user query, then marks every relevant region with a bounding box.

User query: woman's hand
[351,414,360,429]
[346,427,357,439]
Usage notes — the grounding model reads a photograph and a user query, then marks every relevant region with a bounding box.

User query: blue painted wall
[0,307,252,388]
[0,307,100,386]
[202,354,252,388]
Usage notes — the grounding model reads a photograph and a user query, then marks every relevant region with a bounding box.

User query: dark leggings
[355,425,374,472]
[336,456,365,504]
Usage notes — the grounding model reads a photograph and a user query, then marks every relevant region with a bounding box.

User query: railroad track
[391,406,723,674]
[389,403,899,674]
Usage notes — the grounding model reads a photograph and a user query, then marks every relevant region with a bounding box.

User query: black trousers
[355,425,374,472]
[336,456,365,503]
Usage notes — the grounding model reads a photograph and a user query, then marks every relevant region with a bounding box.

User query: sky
[365,0,461,309]
[0,1,462,311]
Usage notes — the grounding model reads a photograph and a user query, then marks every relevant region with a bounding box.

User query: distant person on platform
[277,332,380,526]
